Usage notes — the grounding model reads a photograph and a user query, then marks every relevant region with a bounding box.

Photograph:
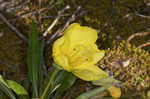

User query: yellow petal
[92,48,105,64]
[52,36,64,56]
[63,23,98,47]
[107,85,121,99]
[72,63,108,81]
[52,37,71,71]
[61,44,105,67]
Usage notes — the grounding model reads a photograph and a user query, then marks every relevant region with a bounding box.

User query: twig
[137,41,150,48]
[46,28,62,44]
[125,29,150,49]
[41,14,70,19]
[45,9,76,44]
[60,2,83,32]
[5,1,28,13]
[43,5,70,37]
[0,0,29,13]
[0,12,28,43]
[0,7,47,25]
[76,10,88,18]
[135,13,150,19]
[46,0,87,44]
[0,18,17,25]
[16,8,46,18]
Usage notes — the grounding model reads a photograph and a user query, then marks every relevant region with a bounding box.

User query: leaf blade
[7,80,28,95]
[27,20,40,97]
[53,71,77,99]
[76,85,110,99]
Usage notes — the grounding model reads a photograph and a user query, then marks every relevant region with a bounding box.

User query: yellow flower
[52,23,107,81]
[92,78,121,99]
[107,85,121,99]
[147,90,150,98]
[52,23,121,98]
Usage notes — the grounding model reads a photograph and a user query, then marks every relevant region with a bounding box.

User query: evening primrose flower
[52,23,121,98]
[52,23,107,81]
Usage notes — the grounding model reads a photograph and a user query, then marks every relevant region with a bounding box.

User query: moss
[98,41,150,98]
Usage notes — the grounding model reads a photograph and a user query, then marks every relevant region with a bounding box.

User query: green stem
[40,68,59,99]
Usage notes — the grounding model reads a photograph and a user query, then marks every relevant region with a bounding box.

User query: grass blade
[27,20,40,98]
[40,68,60,99]
[38,39,45,96]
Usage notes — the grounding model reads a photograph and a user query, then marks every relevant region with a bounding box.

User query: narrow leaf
[41,68,60,99]
[27,20,40,97]
[76,85,110,99]
[38,39,45,96]
[43,70,77,99]
[95,97,113,99]
[53,71,77,99]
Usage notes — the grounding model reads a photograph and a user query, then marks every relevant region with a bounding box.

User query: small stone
[116,35,122,41]
[110,58,130,68]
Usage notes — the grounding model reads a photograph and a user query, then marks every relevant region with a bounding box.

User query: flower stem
[40,68,59,99]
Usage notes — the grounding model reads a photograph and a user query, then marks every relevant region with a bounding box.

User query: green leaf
[94,97,113,99]
[40,67,60,99]
[7,80,28,95]
[92,77,121,86]
[76,85,110,99]
[38,39,45,96]
[43,69,77,99]
[27,20,40,97]
[0,75,16,99]
[53,70,77,99]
